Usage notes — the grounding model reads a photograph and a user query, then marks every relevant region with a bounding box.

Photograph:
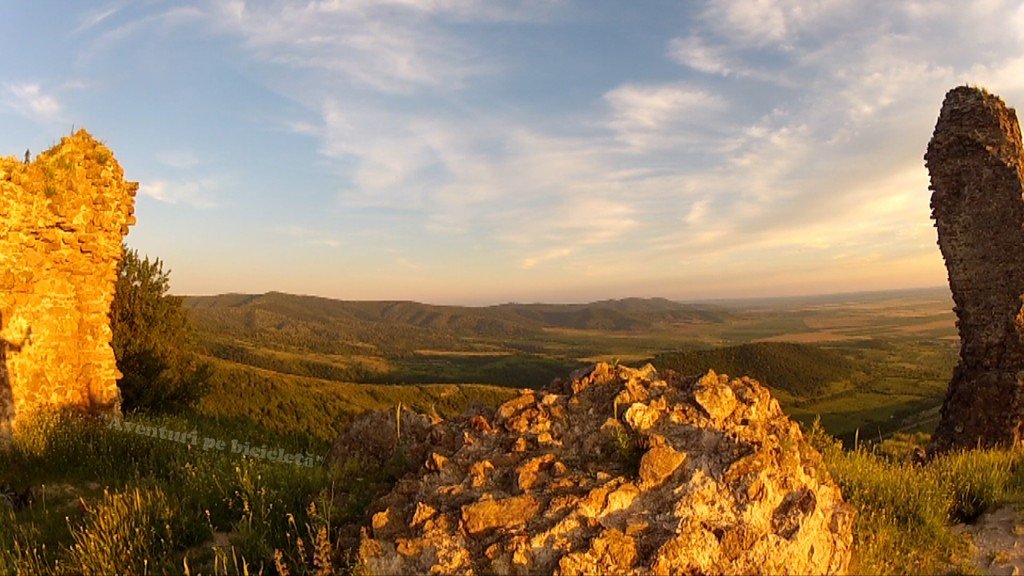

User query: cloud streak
[604,84,727,150]
[207,0,497,95]
[139,179,220,209]
[74,2,130,34]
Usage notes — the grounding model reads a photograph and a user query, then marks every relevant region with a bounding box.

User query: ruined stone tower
[927,86,1024,451]
[0,131,137,445]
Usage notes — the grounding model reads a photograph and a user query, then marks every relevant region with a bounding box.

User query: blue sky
[3,0,1024,304]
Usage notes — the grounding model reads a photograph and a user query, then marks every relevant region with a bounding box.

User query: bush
[110,246,210,412]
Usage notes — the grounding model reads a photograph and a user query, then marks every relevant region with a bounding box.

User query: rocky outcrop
[0,131,137,445]
[354,363,854,575]
[926,87,1024,451]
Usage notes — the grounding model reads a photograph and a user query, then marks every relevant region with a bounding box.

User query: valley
[186,285,958,445]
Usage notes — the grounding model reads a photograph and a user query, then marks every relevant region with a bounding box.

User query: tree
[109,245,210,412]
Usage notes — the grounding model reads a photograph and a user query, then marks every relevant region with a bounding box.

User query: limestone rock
[461,495,540,534]
[0,131,136,445]
[355,363,854,575]
[926,86,1024,451]
[637,443,686,487]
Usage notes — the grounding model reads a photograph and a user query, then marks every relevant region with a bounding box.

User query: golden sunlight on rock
[352,362,855,575]
[0,131,136,444]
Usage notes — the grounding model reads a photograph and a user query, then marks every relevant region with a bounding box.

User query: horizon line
[175,284,951,308]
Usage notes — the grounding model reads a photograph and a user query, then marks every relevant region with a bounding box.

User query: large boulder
[356,363,854,575]
[926,86,1024,451]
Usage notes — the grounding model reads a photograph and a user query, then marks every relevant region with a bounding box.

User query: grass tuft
[67,486,200,575]
[807,420,1024,574]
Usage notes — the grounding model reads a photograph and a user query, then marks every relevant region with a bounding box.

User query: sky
[2,0,1024,305]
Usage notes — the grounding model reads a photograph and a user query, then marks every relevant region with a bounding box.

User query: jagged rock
[926,86,1024,451]
[355,363,854,575]
[1,131,137,445]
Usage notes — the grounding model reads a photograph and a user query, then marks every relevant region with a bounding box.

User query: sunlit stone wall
[0,130,136,444]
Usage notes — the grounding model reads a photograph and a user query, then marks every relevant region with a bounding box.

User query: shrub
[110,245,211,412]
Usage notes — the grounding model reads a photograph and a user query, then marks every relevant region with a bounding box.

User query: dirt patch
[956,505,1024,575]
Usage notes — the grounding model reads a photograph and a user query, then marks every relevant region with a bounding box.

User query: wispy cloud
[209,0,485,95]
[667,36,738,76]
[74,1,130,34]
[603,83,726,150]
[74,5,204,65]
[61,80,92,91]
[683,199,711,226]
[139,179,220,209]
[2,83,61,123]
[521,247,573,270]
[700,0,859,49]
[665,34,793,86]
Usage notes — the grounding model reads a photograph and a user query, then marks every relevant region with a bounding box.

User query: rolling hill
[184,292,733,355]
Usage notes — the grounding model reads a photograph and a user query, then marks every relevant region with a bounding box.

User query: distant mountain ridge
[184,292,732,354]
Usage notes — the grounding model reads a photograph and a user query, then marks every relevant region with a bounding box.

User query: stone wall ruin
[0,130,136,445]
[927,86,1024,451]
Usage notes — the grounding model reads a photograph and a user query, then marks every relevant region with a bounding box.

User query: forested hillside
[653,342,861,396]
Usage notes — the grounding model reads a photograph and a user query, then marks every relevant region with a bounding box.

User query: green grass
[66,486,198,575]
[7,411,1024,575]
[0,410,341,575]
[0,357,519,576]
[807,423,1024,574]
